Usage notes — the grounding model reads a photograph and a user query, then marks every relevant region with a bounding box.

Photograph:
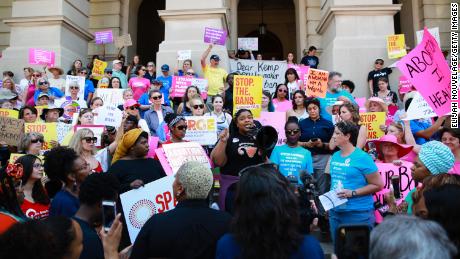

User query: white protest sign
[162,142,211,174]
[230,59,287,93]
[120,175,176,243]
[65,76,85,100]
[416,27,441,46]
[57,122,73,144]
[93,105,123,128]
[404,92,437,120]
[114,34,132,49]
[183,116,217,145]
[95,89,125,107]
[177,50,191,61]
[238,37,258,51]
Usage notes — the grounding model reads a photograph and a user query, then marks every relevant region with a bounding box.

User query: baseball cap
[112,60,122,66]
[38,92,50,99]
[161,64,170,71]
[210,54,220,61]
[123,99,140,109]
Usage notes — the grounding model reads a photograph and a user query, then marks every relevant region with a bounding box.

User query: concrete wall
[0,0,12,53]
[420,0,451,50]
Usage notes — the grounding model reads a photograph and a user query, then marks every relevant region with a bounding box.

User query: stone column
[0,0,92,77]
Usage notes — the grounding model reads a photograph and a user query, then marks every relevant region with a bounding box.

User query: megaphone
[255,126,278,151]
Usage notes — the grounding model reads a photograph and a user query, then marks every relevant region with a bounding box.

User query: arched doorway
[244,30,283,60]
[137,0,165,63]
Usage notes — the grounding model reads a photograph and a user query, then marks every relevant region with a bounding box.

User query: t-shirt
[20,199,49,219]
[112,70,128,89]
[84,79,95,101]
[221,132,264,176]
[330,148,378,212]
[299,117,334,155]
[155,75,172,106]
[410,119,432,145]
[202,64,227,96]
[0,211,22,235]
[273,99,293,112]
[270,144,313,183]
[73,217,104,259]
[318,90,356,122]
[129,77,150,100]
[33,87,64,103]
[287,80,302,99]
[49,189,80,217]
[449,161,460,175]
[300,55,319,69]
[367,68,392,93]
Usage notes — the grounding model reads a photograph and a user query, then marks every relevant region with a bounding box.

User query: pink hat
[123,99,139,109]
[367,134,413,160]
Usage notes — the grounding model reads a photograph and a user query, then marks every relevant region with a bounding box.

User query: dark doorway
[137,0,165,63]
[245,30,283,60]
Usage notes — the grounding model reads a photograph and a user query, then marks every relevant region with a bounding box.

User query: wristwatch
[351,190,357,197]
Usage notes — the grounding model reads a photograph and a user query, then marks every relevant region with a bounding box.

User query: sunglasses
[128,106,138,110]
[186,72,195,75]
[70,86,79,90]
[31,139,44,144]
[82,137,97,143]
[176,125,187,131]
[285,129,300,135]
[278,89,287,93]
[38,81,48,86]
[375,62,383,65]
[193,104,204,109]
[151,95,162,100]
[106,71,112,74]
[32,74,41,77]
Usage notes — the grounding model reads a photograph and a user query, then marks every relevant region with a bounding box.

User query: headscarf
[112,128,144,165]
[168,116,185,129]
[419,141,455,175]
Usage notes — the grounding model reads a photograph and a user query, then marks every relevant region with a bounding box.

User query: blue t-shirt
[138,92,151,118]
[49,190,80,217]
[156,75,172,106]
[84,79,95,101]
[410,119,432,145]
[270,144,313,183]
[33,87,64,103]
[318,90,356,122]
[330,148,378,212]
[216,234,324,259]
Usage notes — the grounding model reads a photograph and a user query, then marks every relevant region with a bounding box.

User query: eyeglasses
[278,89,287,93]
[176,125,187,131]
[33,163,44,169]
[30,139,44,144]
[192,104,204,109]
[82,137,97,143]
[70,86,79,90]
[151,95,162,100]
[285,129,300,135]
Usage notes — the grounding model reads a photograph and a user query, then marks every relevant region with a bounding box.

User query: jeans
[329,209,375,245]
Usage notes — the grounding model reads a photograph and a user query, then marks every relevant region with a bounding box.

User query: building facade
[0,0,451,98]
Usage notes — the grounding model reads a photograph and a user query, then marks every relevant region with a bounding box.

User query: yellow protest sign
[92,59,108,80]
[233,75,263,118]
[305,69,329,98]
[359,112,386,140]
[9,153,44,164]
[0,108,19,119]
[24,123,58,150]
[387,34,407,59]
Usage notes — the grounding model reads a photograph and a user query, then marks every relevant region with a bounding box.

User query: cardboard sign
[74,125,105,148]
[305,68,329,98]
[114,34,132,49]
[91,59,107,81]
[177,50,191,61]
[230,60,287,93]
[95,88,125,107]
[387,34,407,59]
[359,112,386,140]
[397,28,451,117]
[28,48,55,67]
[0,108,19,119]
[161,142,211,175]
[183,116,217,145]
[404,92,437,120]
[0,117,24,146]
[259,112,286,146]
[233,75,263,117]
[416,27,441,46]
[238,37,258,51]
[288,64,310,85]
[65,76,86,100]
[94,30,113,44]
[398,75,412,94]
[93,105,123,128]
[170,76,208,100]
[120,175,176,243]
[24,123,57,150]
[204,27,227,45]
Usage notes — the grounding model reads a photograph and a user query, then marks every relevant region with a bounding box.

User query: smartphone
[336,224,370,259]
[391,176,401,199]
[102,200,117,232]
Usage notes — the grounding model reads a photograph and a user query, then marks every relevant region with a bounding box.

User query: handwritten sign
[204,27,227,45]
[238,37,258,51]
[120,175,176,243]
[95,89,125,107]
[93,105,123,128]
[28,48,55,67]
[259,112,286,146]
[0,108,19,119]
[0,117,24,146]
[398,75,412,94]
[57,123,73,144]
[74,125,105,148]
[91,59,107,80]
[24,123,57,150]
[359,112,386,140]
[387,34,407,59]
[404,92,437,120]
[94,30,113,44]
[162,142,211,175]
[65,76,85,100]
[177,50,191,61]
[114,34,132,49]
[305,68,329,98]
[416,27,441,46]
[170,76,208,100]
[233,75,263,117]
[230,60,287,93]
[183,116,217,145]
[397,28,451,116]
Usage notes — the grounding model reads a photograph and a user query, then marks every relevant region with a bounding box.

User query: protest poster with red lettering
[162,142,211,174]
[170,76,208,100]
[397,27,451,116]
[29,48,55,67]
[233,75,263,117]
[359,112,386,140]
[305,69,329,98]
[24,123,57,150]
[120,175,177,243]
[183,116,217,145]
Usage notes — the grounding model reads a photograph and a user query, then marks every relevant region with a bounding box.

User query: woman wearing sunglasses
[33,77,64,105]
[177,85,200,116]
[123,99,150,134]
[18,133,45,156]
[272,84,292,112]
[189,94,206,116]
[69,128,103,173]
[161,113,188,145]
[144,89,173,138]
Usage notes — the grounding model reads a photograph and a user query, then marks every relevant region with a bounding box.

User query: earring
[72,180,77,192]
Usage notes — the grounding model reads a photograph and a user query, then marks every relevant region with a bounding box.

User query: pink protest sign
[94,30,113,44]
[171,76,208,99]
[355,97,367,112]
[386,105,399,126]
[259,111,286,146]
[204,27,227,46]
[288,64,310,84]
[398,75,412,94]
[155,148,173,175]
[146,137,159,158]
[397,27,451,116]
[28,48,55,66]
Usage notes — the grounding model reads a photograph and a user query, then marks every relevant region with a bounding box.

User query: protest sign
[95,88,125,107]
[305,68,329,98]
[57,123,73,144]
[233,75,263,117]
[93,105,123,128]
[177,50,191,60]
[114,34,132,49]
[170,76,208,100]
[162,142,211,174]
[416,27,441,46]
[238,37,258,51]
[91,59,107,80]
[65,76,85,100]
[0,117,24,146]
[146,137,159,159]
[230,60,287,93]
[183,116,217,145]
[74,125,105,148]
[94,30,113,44]
[259,112,286,146]
[359,112,386,140]
[28,48,55,67]
[0,108,19,119]
[386,105,399,126]
[288,64,309,84]
[155,148,173,175]
[398,75,412,94]
[204,27,227,45]
[24,123,57,150]
[9,153,24,164]
[397,28,451,117]
[404,92,437,120]
[54,99,81,120]
[386,34,407,59]
[355,97,367,113]
[120,175,176,243]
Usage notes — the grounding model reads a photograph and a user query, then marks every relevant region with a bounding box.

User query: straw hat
[365,97,388,113]
[48,67,64,75]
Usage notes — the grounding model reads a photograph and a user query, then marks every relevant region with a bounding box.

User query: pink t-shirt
[26,84,36,106]
[129,77,150,100]
[272,99,292,112]
[449,161,460,175]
